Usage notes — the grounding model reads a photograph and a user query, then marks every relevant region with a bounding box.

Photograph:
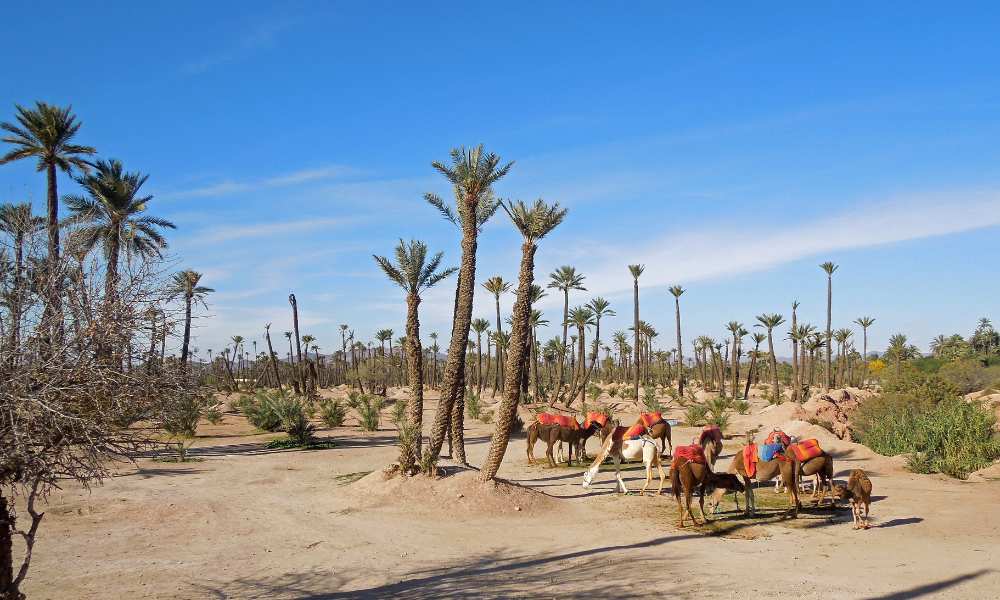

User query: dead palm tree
[820,262,838,388]
[726,321,744,398]
[64,159,175,300]
[480,198,566,482]
[425,145,512,465]
[167,270,213,364]
[482,276,512,393]
[471,318,491,394]
[755,313,785,402]
[854,316,875,388]
[627,264,644,403]
[374,239,457,471]
[547,265,586,396]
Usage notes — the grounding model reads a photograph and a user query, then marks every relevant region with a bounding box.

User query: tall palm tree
[481,199,566,482]
[887,333,909,377]
[744,332,767,399]
[820,262,838,388]
[547,265,586,396]
[374,239,456,471]
[790,300,800,402]
[833,328,853,387]
[425,145,512,465]
[627,264,644,403]
[586,297,615,351]
[854,316,875,387]
[167,270,213,364]
[565,306,595,404]
[755,313,786,402]
[482,276,512,393]
[668,285,685,396]
[0,202,43,358]
[726,321,744,398]
[64,159,175,300]
[470,318,491,394]
[1,102,96,271]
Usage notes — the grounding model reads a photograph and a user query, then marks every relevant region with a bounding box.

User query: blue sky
[2,2,999,358]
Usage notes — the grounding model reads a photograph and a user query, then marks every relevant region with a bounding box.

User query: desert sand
[23,388,1000,599]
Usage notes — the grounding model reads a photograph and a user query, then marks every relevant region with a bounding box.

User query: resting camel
[671,448,745,527]
[707,443,800,518]
[582,422,665,495]
[835,469,873,529]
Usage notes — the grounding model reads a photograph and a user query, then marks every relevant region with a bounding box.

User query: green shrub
[684,403,708,426]
[852,372,1000,479]
[705,396,731,417]
[204,405,224,425]
[706,410,730,431]
[319,399,347,428]
[938,359,992,395]
[161,393,207,437]
[356,394,384,431]
[733,398,751,415]
[243,391,283,432]
[272,396,316,445]
[465,392,482,421]
[392,398,409,425]
[642,386,662,413]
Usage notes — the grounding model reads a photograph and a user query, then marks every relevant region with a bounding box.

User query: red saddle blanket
[673,444,707,466]
[582,412,608,430]
[611,425,647,442]
[789,438,823,461]
[765,429,791,447]
[743,444,758,478]
[536,413,579,430]
[699,425,722,445]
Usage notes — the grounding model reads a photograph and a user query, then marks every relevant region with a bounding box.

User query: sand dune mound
[346,466,555,515]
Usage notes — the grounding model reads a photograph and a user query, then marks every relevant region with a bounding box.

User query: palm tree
[565,306,595,404]
[887,333,909,377]
[482,276,512,393]
[1,102,96,270]
[820,262,838,388]
[547,265,586,396]
[0,202,43,358]
[833,328,853,387]
[167,270,213,364]
[790,301,800,402]
[852,318,874,387]
[743,332,767,399]
[755,313,786,401]
[627,264,644,403]
[425,145,512,465]
[726,321,744,398]
[668,285,685,396]
[64,159,175,300]
[288,294,306,392]
[480,199,566,482]
[374,239,457,471]
[586,297,615,351]
[470,318,491,394]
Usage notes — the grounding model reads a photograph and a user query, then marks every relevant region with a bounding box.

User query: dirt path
[23,398,1000,599]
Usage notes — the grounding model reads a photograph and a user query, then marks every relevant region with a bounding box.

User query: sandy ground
[21,387,1000,599]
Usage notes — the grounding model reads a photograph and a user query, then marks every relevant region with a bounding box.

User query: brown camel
[798,451,835,506]
[527,417,606,465]
[671,457,745,527]
[835,469,873,529]
[707,446,800,518]
[698,425,724,468]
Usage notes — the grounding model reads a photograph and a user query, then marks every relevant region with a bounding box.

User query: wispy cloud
[181,18,299,76]
[193,216,357,244]
[571,190,1000,299]
[161,164,362,200]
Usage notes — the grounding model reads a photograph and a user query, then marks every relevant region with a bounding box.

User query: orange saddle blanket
[583,412,608,430]
[699,425,722,445]
[536,413,579,430]
[789,438,823,461]
[765,429,791,447]
[639,412,664,428]
[743,444,758,478]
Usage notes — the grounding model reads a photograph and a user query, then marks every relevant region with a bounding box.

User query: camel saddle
[765,429,791,447]
[699,425,722,445]
[758,443,786,462]
[671,444,707,470]
[611,424,647,442]
[582,412,608,430]
[639,412,664,428]
[789,438,823,461]
[536,413,579,430]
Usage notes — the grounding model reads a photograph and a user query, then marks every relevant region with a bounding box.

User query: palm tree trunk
[632,280,640,403]
[861,328,869,389]
[674,297,684,396]
[767,330,779,401]
[825,274,833,388]
[266,328,282,391]
[791,306,799,402]
[180,294,193,363]
[402,293,425,470]
[480,241,535,482]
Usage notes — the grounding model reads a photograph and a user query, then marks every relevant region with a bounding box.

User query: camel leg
[526,429,535,464]
[545,439,556,468]
[698,485,710,524]
[655,456,666,495]
[684,487,699,525]
[566,436,573,467]
[675,485,687,527]
[744,476,755,516]
[614,455,628,494]
[640,456,652,496]
[863,501,871,529]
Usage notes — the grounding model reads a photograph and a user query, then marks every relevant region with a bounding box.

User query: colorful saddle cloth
[638,412,664,428]
[743,444,758,478]
[758,443,786,463]
[699,425,723,445]
[789,438,823,461]
[672,444,707,466]
[765,429,791,447]
[611,424,647,442]
[582,412,608,430]
[536,413,579,430]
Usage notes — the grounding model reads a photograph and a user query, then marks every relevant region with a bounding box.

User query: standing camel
[707,442,801,518]
[671,451,746,527]
[581,423,665,496]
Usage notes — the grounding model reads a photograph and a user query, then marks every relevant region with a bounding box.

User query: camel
[671,450,745,527]
[582,422,665,495]
[775,440,836,506]
[707,443,800,518]
[527,414,608,466]
[835,469,873,529]
[629,412,672,457]
[698,425,724,468]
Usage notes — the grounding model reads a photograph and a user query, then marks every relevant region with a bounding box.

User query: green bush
[684,403,708,426]
[587,384,603,403]
[733,398,751,415]
[705,396,731,417]
[392,398,409,425]
[465,392,482,421]
[161,393,208,437]
[356,394,384,432]
[706,410,730,431]
[319,399,347,428]
[852,372,1000,479]
[243,391,283,432]
[642,386,662,413]
[938,359,992,395]
[273,397,316,445]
